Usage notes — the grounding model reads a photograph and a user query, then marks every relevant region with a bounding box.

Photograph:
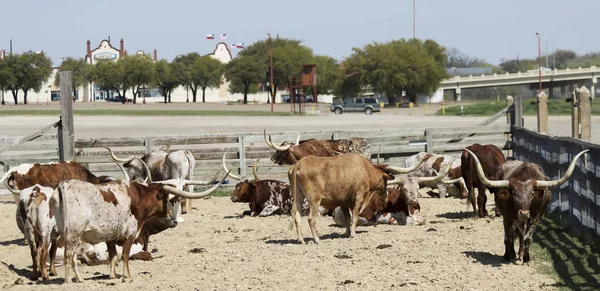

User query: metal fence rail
[512,126,600,235]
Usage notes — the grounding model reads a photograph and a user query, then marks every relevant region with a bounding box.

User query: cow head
[264,130,305,165]
[222,153,262,203]
[466,148,588,221]
[106,147,155,183]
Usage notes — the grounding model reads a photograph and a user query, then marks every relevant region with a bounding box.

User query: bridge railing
[442,65,599,83]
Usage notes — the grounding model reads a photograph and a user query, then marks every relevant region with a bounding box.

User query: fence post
[514,95,523,127]
[535,91,548,134]
[57,117,64,162]
[145,137,153,153]
[425,128,433,153]
[59,71,75,162]
[505,96,514,157]
[568,90,579,138]
[238,135,247,177]
[578,86,592,141]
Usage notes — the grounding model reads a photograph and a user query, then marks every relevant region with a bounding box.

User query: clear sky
[1,0,598,66]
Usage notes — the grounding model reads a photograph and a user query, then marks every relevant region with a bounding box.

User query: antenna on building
[108,36,111,43]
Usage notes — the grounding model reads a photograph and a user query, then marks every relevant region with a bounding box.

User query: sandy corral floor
[0,191,559,291]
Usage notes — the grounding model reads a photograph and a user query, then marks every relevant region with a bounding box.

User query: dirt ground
[0,191,559,290]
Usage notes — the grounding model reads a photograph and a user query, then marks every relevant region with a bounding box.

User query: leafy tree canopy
[224,55,266,104]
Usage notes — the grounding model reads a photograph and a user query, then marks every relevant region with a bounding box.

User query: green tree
[0,59,16,105]
[310,55,343,98]
[224,55,265,104]
[499,58,537,73]
[122,54,155,104]
[193,55,224,103]
[4,52,53,104]
[239,37,314,104]
[91,59,129,103]
[154,60,180,104]
[173,52,200,102]
[343,38,449,105]
[54,57,91,101]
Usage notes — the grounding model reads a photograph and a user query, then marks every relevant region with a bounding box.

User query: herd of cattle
[0,129,588,283]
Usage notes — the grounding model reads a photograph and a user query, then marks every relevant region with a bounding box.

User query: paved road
[0,111,598,144]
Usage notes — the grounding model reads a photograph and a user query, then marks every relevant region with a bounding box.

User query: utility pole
[9,39,12,55]
[413,0,416,39]
[536,32,542,93]
[268,33,274,112]
[552,36,555,70]
[545,40,549,68]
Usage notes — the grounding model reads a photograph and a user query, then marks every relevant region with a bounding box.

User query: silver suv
[330,97,380,115]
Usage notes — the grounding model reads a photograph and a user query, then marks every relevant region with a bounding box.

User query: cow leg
[181,198,188,214]
[292,185,306,244]
[502,219,516,262]
[349,204,362,238]
[522,220,537,263]
[48,239,58,276]
[122,237,135,279]
[63,246,72,283]
[28,239,39,280]
[477,185,488,217]
[106,242,118,279]
[468,184,478,216]
[308,200,322,244]
[71,252,84,283]
[40,242,49,280]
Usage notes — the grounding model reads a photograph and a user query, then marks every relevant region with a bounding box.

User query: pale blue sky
[1,0,598,66]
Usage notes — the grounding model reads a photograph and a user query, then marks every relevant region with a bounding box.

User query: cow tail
[288,163,300,232]
[185,150,195,191]
[57,184,68,247]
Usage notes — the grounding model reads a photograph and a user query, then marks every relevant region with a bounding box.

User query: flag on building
[206,34,215,40]
[236,43,245,48]
[219,34,227,40]
[230,44,237,49]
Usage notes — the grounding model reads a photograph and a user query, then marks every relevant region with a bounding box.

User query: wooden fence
[512,126,600,235]
[68,125,510,184]
[0,120,60,171]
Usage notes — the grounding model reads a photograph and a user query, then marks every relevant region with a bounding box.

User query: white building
[3,39,334,105]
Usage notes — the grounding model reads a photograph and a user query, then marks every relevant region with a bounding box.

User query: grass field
[531,212,600,290]
[438,98,600,116]
[0,109,294,116]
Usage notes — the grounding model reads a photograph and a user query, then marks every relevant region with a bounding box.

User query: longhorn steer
[467,149,587,263]
[222,154,328,216]
[404,152,468,198]
[50,163,229,283]
[288,153,428,244]
[107,147,198,214]
[461,144,506,217]
[264,130,372,165]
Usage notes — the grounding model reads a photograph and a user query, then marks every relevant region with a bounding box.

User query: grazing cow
[17,185,59,280]
[222,154,328,216]
[461,144,506,217]
[288,153,428,244]
[404,152,468,198]
[50,163,229,283]
[264,130,372,165]
[467,149,587,263]
[106,147,198,214]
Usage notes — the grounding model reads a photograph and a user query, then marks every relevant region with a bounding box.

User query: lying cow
[107,147,197,214]
[264,130,372,165]
[222,154,328,216]
[288,153,428,244]
[404,151,467,198]
[50,162,229,283]
[461,144,506,217]
[332,162,450,227]
[466,148,587,263]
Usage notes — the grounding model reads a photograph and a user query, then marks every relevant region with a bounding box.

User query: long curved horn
[153,169,221,186]
[295,132,305,144]
[536,149,589,188]
[106,147,136,163]
[418,163,451,183]
[465,149,508,188]
[135,157,153,183]
[376,148,382,164]
[263,129,291,151]
[383,153,431,174]
[222,153,242,180]
[113,161,130,183]
[163,170,230,199]
[386,176,405,185]
[1,168,20,195]
[252,156,265,182]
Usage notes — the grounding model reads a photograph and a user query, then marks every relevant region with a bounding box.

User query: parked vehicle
[106,95,133,103]
[283,94,314,103]
[330,97,380,115]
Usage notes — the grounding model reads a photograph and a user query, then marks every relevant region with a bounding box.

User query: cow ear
[496,189,510,201]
